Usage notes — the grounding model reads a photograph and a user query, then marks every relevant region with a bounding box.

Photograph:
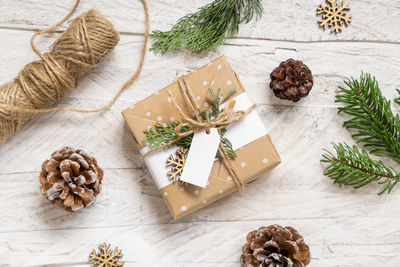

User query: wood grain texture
[0,0,400,42]
[1,1,400,266]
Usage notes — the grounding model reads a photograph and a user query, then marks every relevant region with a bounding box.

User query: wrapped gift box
[122,56,281,219]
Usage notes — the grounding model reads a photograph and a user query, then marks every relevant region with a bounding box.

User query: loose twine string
[143,78,256,190]
[0,0,149,144]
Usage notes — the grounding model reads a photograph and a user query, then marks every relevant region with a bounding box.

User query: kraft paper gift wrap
[122,56,281,219]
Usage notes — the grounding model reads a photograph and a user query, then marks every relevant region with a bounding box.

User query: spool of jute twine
[0,0,149,144]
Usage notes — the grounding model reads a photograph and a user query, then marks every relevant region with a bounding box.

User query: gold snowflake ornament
[166,147,188,181]
[89,243,124,267]
[317,0,352,33]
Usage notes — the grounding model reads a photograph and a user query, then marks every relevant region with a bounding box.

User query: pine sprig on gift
[150,0,263,54]
[336,73,400,163]
[209,88,236,110]
[322,143,400,195]
[219,134,236,159]
[143,121,193,150]
[143,88,238,158]
[322,73,400,194]
[199,88,237,121]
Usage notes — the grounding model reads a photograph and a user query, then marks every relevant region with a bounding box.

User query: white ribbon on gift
[140,92,267,189]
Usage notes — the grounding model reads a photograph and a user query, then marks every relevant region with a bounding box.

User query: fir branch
[150,0,263,54]
[335,73,400,163]
[322,143,400,195]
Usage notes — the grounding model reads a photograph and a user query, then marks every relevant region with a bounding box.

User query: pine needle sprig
[219,134,236,159]
[143,88,238,159]
[322,73,400,194]
[322,143,400,195]
[395,89,400,105]
[335,73,400,163]
[143,121,193,150]
[150,0,263,54]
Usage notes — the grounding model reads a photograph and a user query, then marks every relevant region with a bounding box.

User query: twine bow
[143,78,256,190]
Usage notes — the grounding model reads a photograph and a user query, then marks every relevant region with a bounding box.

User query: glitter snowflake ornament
[166,147,188,181]
[89,243,124,267]
[317,0,352,33]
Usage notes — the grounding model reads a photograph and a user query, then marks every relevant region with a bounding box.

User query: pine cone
[241,225,310,267]
[39,146,103,212]
[270,59,313,102]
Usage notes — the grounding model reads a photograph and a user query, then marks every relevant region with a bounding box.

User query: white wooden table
[1,1,400,266]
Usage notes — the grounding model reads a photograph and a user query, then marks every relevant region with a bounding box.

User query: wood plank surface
[1,0,400,266]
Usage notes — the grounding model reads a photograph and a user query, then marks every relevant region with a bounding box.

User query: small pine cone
[270,59,313,102]
[240,225,310,267]
[39,146,103,212]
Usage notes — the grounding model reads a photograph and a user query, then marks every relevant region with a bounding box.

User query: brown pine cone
[241,225,310,267]
[270,59,313,102]
[39,146,103,212]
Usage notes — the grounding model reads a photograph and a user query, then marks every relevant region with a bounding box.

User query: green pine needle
[143,121,193,150]
[143,121,236,159]
[322,143,400,195]
[219,134,237,159]
[395,89,400,105]
[322,73,400,194]
[150,0,263,54]
[143,88,238,159]
[208,88,237,111]
[335,73,400,163]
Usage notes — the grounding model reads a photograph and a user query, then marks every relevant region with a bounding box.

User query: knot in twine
[0,0,149,144]
[144,78,256,190]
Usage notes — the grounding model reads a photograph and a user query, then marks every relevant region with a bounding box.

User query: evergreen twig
[143,121,192,150]
[150,0,263,54]
[322,143,400,195]
[335,73,400,163]
[143,88,238,159]
[219,134,236,159]
[395,89,400,105]
[322,73,400,194]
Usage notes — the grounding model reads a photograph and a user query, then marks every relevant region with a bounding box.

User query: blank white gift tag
[180,128,220,188]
